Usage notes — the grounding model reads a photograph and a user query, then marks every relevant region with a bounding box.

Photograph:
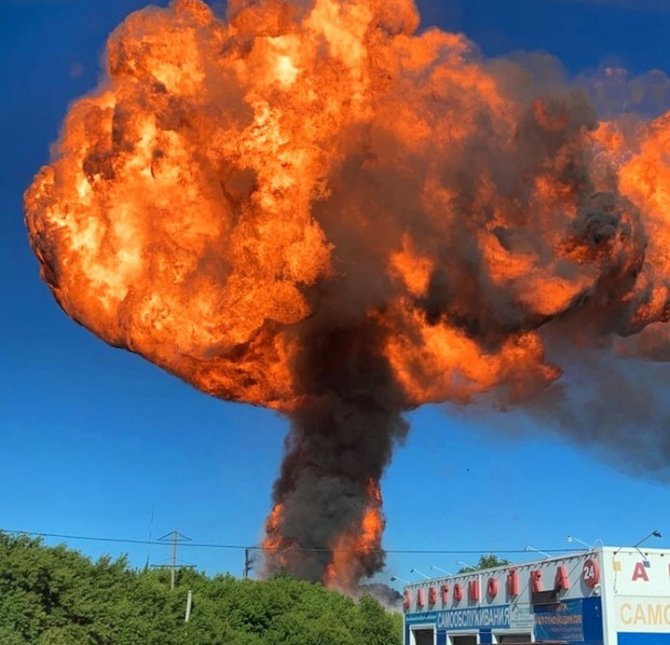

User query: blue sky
[1,0,670,587]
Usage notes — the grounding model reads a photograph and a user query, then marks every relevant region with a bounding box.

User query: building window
[495,634,532,643]
[448,635,478,645]
[410,628,435,645]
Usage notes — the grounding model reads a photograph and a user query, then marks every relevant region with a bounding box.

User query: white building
[403,546,670,645]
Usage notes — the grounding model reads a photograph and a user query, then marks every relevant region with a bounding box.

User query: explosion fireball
[25,0,670,588]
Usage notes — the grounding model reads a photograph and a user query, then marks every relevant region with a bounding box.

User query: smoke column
[24,0,670,587]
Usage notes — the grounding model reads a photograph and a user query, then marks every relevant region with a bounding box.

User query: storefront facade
[403,547,670,644]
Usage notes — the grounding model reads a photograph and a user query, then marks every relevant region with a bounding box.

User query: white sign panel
[509,603,534,630]
[611,550,670,597]
[611,549,670,633]
[616,597,670,633]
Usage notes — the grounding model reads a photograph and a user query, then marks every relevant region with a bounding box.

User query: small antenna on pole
[145,506,155,571]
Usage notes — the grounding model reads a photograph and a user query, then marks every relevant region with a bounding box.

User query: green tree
[0,532,402,644]
[457,554,511,573]
[352,594,403,645]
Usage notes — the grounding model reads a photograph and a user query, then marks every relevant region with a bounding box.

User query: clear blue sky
[1,0,670,587]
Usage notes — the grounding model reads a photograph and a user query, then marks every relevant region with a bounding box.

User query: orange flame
[262,503,293,571]
[324,480,384,590]
[24,0,670,587]
[25,0,644,416]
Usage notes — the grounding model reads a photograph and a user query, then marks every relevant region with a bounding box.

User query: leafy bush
[0,533,401,644]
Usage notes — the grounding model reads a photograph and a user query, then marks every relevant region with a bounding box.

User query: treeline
[0,533,402,644]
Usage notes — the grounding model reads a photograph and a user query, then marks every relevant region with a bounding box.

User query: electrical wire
[1,528,585,555]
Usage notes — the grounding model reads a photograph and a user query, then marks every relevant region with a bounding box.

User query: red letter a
[632,562,649,582]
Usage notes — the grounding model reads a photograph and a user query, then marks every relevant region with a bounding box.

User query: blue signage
[535,598,585,641]
[437,605,510,631]
[406,610,439,625]
[618,635,670,645]
[405,605,510,631]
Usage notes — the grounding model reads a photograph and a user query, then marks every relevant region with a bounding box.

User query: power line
[1,528,585,555]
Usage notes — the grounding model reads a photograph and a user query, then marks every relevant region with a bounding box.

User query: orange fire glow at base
[264,479,385,591]
[24,0,670,588]
[323,482,385,591]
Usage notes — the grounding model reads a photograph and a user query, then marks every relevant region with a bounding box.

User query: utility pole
[170,531,177,590]
[151,530,194,590]
[243,548,255,579]
[184,589,193,622]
